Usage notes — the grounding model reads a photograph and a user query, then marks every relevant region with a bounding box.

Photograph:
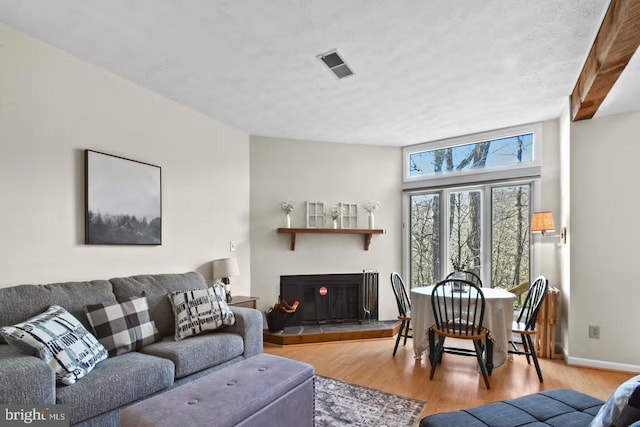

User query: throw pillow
[84,296,162,356]
[591,375,640,427]
[208,284,236,327]
[168,287,235,341]
[0,305,108,385]
[613,385,640,427]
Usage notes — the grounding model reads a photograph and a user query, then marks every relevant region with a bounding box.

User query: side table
[227,296,259,309]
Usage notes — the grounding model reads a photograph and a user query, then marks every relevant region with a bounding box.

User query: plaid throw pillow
[168,286,235,341]
[84,296,162,356]
[0,305,108,385]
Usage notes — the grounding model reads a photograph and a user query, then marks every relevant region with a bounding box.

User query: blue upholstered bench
[420,389,604,427]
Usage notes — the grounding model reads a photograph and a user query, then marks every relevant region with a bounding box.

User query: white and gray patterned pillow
[208,284,236,327]
[84,296,162,356]
[168,287,235,341]
[0,305,108,385]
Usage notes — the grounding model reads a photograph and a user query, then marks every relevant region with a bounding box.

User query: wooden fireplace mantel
[277,227,385,251]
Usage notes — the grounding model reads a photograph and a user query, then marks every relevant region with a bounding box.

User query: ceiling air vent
[317,49,355,79]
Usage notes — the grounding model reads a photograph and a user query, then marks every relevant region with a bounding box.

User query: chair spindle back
[446,270,483,288]
[431,279,485,337]
[390,272,411,318]
[516,276,548,331]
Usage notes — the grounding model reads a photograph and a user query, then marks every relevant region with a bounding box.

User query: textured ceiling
[1,1,635,147]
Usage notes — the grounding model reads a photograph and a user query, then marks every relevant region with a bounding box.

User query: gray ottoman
[121,354,314,427]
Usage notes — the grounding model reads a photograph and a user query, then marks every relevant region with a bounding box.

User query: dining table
[411,285,516,370]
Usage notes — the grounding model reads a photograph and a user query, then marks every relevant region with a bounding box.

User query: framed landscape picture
[85,150,162,245]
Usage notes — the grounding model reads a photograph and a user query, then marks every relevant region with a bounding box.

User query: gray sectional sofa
[0,272,263,426]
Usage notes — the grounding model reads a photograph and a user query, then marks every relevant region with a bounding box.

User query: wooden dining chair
[390,272,412,356]
[446,270,482,287]
[509,275,548,383]
[429,278,491,389]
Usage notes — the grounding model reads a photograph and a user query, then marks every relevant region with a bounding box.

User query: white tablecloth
[411,285,516,368]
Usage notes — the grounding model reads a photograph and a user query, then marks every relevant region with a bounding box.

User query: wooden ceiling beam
[570,0,640,121]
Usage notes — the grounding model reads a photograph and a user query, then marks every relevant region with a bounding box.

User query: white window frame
[404,179,539,288]
[402,123,543,190]
[401,123,545,288]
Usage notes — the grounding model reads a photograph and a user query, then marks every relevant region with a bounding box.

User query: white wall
[558,102,572,356]
[568,110,640,371]
[250,136,402,320]
[0,25,251,293]
[537,120,562,287]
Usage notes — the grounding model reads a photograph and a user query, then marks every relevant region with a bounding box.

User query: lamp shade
[212,257,240,280]
[531,211,555,233]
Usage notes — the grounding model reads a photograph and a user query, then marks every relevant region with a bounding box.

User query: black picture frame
[85,150,162,245]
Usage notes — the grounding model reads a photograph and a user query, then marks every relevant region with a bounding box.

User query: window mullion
[440,189,448,281]
[483,185,492,287]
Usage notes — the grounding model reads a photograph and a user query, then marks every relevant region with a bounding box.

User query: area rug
[315,375,426,426]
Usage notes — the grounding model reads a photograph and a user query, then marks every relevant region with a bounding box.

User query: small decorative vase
[286,213,291,228]
[368,213,375,229]
[332,219,338,229]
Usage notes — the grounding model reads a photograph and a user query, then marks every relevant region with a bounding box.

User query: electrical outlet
[230,241,237,252]
[588,325,600,339]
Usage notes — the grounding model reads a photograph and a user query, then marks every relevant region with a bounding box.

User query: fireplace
[280,272,378,326]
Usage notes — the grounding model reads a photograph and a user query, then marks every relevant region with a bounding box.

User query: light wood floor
[264,337,634,424]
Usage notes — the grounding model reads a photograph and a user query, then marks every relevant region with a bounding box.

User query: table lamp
[212,257,240,303]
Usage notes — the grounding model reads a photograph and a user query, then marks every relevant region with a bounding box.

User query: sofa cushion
[168,287,235,341]
[109,272,207,337]
[85,296,162,356]
[1,305,108,385]
[0,280,116,344]
[140,332,244,378]
[0,344,55,405]
[55,351,174,425]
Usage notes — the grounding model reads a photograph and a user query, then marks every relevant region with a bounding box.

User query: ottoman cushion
[420,389,604,427]
[121,353,314,427]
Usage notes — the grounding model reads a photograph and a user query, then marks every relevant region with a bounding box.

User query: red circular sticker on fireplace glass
[319,286,328,296]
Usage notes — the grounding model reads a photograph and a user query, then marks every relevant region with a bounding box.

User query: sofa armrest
[227,307,263,358]
[0,345,55,404]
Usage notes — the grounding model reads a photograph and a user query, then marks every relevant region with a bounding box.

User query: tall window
[491,185,530,288]
[410,193,440,286]
[409,184,530,289]
[448,189,482,277]
[404,124,540,289]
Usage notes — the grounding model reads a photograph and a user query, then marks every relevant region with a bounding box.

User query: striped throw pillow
[208,284,236,327]
[168,286,235,341]
[0,305,108,385]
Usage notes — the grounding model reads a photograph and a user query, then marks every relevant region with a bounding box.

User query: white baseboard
[567,356,640,373]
